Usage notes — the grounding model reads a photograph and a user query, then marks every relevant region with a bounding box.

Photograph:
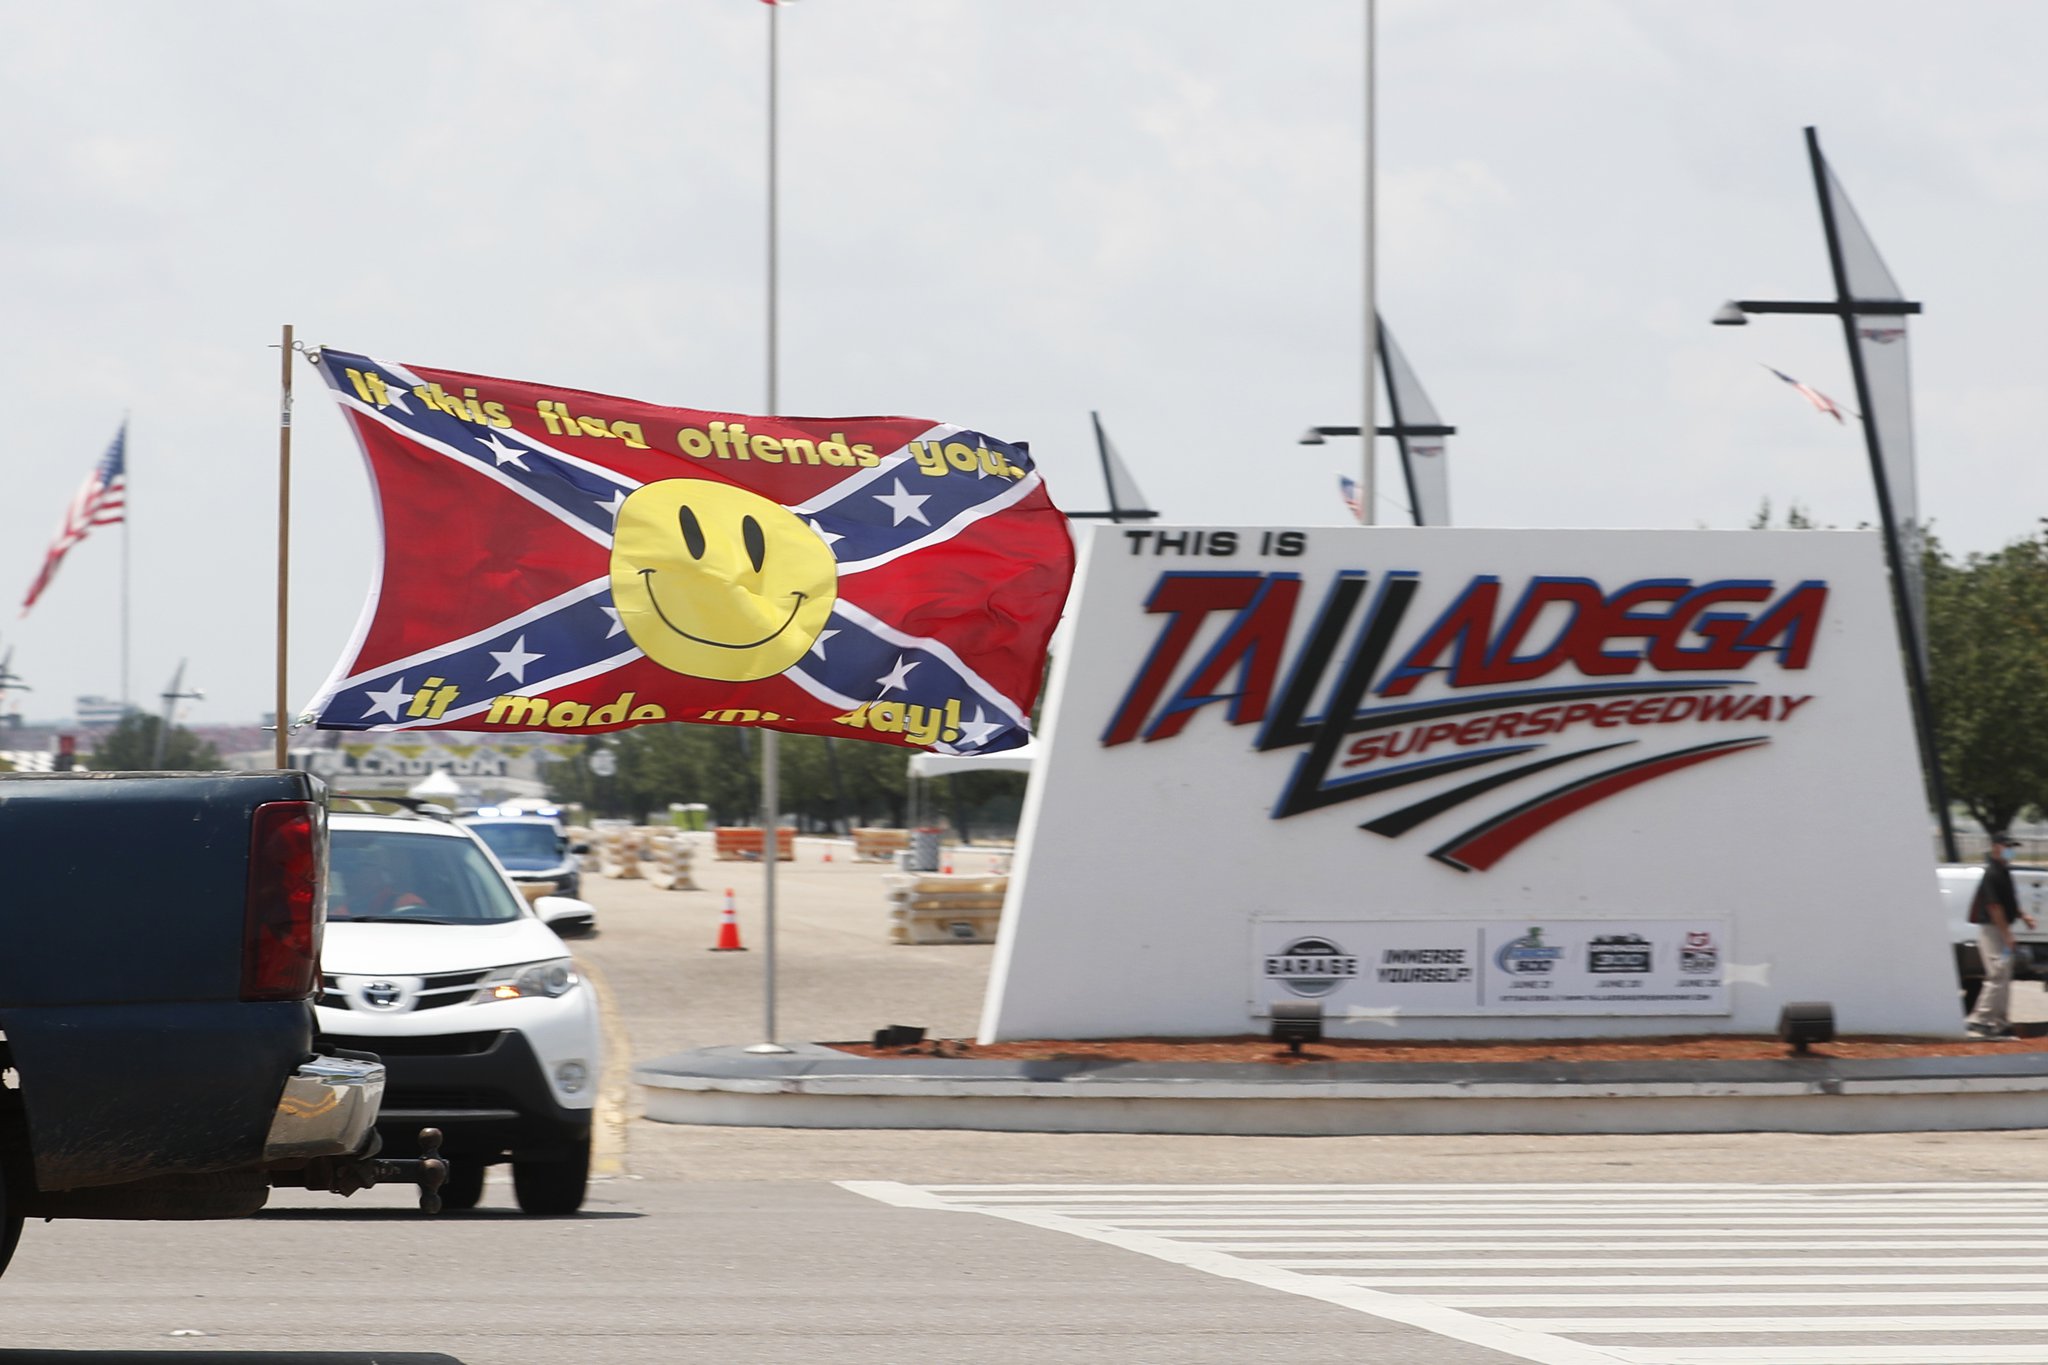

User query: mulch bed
[831,1028,2048,1066]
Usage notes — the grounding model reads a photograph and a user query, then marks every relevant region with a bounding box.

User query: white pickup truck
[1938,862,2048,1013]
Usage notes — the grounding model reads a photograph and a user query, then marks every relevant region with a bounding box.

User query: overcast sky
[4,0,2044,726]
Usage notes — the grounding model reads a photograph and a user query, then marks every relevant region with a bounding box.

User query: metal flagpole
[748,1,790,1054]
[121,417,131,712]
[1359,0,1376,526]
[275,324,294,770]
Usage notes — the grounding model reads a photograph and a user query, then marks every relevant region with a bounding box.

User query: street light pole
[152,659,204,771]
[1711,127,1957,863]
[1298,415,1456,529]
[1359,0,1376,526]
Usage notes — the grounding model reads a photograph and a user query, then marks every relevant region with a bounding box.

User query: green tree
[1748,498,1827,530]
[544,722,916,829]
[1925,529,2048,836]
[87,711,222,771]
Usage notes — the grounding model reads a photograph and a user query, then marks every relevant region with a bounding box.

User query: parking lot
[5,834,2046,1363]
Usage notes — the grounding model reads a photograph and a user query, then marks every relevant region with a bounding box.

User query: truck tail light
[243,800,327,1001]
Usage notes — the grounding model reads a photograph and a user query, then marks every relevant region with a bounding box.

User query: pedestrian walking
[1966,832,2036,1039]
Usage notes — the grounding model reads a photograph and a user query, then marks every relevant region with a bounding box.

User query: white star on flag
[808,627,840,660]
[875,655,918,695]
[955,706,1005,749]
[488,634,544,684]
[362,678,411,721]
[599,606,624,638]
[808,517,845,549]
[380,385,413,416]
[595,489,627,519]
[872,478,932,527]
[478,432,531,469]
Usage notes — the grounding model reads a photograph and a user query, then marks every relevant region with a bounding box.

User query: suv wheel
[512,1135,590,1215]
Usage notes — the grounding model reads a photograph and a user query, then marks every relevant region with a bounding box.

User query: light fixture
[1711,300,1750,326]
[872,1024,927,1049]
[1778,1001,1835,1054]
[1298,427,1329,445]
[1270,1000,1324,1055]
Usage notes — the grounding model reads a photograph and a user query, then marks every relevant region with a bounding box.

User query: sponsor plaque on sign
[1252,919,1729,1016]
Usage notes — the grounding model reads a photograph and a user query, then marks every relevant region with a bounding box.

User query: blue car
[459,814,589,912]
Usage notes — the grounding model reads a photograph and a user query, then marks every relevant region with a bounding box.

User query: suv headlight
[478,957,580,1001]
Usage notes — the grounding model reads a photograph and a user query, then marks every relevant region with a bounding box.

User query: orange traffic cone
[709,888,747,952]
[822,846,833,863]
[942,858,953,875]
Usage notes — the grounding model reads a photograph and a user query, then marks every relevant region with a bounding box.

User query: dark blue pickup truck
[0,770,440,1275]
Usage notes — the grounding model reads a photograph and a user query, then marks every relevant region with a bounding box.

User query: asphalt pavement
[5,835,2046,1364]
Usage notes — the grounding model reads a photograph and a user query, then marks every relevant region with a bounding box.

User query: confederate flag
[301,349,1073,755]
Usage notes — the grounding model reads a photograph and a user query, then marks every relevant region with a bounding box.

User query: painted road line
[1432,1291,2048,1307]
[1163,1227,2048,1236]
[843,1181,1636,1365]
[1500,1315,2048,1333]
[1260,1258,2048,1269]
[574,956,633,1178]
[1322,1274,2048,1286]
[915,1183,2048,1193]
[1096,1218,2048,1228]
[987,1195,2048,1203]
[849,1182,2048,1365]
[1605,1350,2048,1364]
[1187,1244,2048,1252]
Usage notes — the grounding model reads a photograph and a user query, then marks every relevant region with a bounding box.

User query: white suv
[316,802,602,1214]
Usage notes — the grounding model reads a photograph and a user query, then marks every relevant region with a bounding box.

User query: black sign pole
[1376,315,1422,528]
[1805,126,1960,863]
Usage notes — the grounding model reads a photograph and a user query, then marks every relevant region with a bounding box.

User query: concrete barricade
[596,825,648,879]
[884,872,1008,944]
[853,827,910,862]
[713,827,796,861]
[641,832,699,891]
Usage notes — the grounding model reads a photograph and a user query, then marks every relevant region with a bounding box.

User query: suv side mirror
[571,842,591,856]
[534,895,597,939]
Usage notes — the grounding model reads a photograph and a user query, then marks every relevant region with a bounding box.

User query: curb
[632,1044,2048,1137]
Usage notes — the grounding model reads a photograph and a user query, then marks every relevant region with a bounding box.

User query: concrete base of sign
[633,1044,2048,1137]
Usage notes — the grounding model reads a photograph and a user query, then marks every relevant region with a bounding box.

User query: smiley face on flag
[609,479,839,682]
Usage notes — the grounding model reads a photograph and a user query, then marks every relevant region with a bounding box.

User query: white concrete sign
[980,526,1959,1041]
[1254,917,1730,1017]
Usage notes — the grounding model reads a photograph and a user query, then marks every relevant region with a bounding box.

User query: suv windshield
[328,829,527,924]
[465,822,564,866]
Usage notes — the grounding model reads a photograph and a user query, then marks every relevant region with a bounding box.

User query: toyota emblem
[361,979,404,1010]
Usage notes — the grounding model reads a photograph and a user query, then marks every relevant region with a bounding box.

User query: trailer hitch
[270,1127,451,1213]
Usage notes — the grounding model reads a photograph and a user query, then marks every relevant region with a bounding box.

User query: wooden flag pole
[275,324,294,769]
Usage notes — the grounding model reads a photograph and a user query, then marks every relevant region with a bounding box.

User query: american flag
[1764,365,1847,424]
[1338,474,1362,522]
[20,425,126,616]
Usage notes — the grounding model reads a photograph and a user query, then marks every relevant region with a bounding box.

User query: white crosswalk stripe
[842,1181,2048,1365]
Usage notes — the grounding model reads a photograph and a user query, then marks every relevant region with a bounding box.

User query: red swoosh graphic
[1431,737,1769,872]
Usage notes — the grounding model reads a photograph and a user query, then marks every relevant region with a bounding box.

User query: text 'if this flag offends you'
[300,350,1076,756]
